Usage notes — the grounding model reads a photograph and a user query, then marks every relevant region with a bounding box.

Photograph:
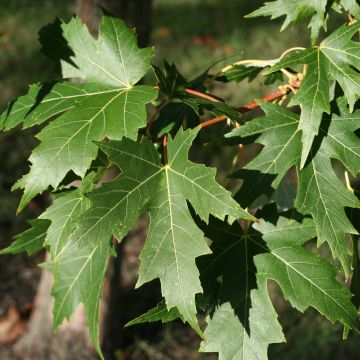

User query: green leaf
[197,213,320,359]
[215,65,263,83]
[153,61,187,98]
[253,217,360,330]
[312,22,360,108]
[294,98,360,274]
[55,127,253,338]
[227,101,301,187]
[52,234,113,360]
[13,84,156,212]
[350,237,360,309]
[60,15,153,87]
[125,301,182,327]
[229,99,360,274]
[341,0,360,18]
[0,219,50,255]
[201,278,284,360]
[39,172,96,260]
[247,0,327,43]
[321,98,360,176]
[200,213,359,357]
[255,213,316,244]
[1,82,131,130]
[290,49,330,167]
[150,102,199,138]
[267,23,360,164]
[295,149,359,275]
[2,14,157,212]
[197,217,285,359]
[232,169,277,208]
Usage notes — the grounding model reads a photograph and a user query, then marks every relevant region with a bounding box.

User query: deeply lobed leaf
[227,100,360,273]
[1,14,157,211]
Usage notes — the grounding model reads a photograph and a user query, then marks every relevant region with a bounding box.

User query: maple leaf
[141,210,359,358]
[267,22,360,166]
[196,216,285,360]
[227,100,360,274]
[0,14,157,211]
[40,172,96,261]
[125,300,182,327]
[51,127,254,344]
[295,98,360,274]
[0,219,50,256]
[200,213,358,359]
[52,233,113,360]
[7,173,104,356]
[226,101,301,187]
[340,0,360,18]
[247,0,328,43]
[215,64,263,83]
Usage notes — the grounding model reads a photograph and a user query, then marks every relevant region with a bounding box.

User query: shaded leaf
[0,219,50,255]
[125,301,182,327]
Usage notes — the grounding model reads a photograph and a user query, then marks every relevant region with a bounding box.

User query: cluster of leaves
[1,1,360,359]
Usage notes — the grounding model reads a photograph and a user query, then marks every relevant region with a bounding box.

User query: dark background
[0,1,359,359]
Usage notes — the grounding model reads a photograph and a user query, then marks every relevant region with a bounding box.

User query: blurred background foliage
[0,1,359,359]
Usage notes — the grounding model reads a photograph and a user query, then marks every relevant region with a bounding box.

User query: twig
[279,47,306,60]
[200,89,289,128]
[184,88,221,102]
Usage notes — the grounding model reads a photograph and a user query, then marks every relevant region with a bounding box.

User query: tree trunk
[13,259,97,360]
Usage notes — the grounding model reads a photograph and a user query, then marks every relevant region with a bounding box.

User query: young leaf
[153,61,187,98]
[2,14,157,211]
[215,65,263,83]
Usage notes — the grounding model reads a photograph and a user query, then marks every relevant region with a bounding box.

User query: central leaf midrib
[164,166,193,321]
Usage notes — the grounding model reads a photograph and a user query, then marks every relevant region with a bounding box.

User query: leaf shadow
[28,81,57,116]
[303,86,343,167]
[38,17,78,75]
[193,207,268,335]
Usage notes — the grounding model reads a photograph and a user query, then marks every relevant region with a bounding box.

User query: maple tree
[1,1,360,359]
